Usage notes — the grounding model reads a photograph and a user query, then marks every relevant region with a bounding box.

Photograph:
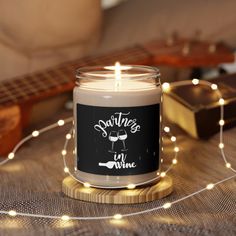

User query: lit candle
[73,63,162,188]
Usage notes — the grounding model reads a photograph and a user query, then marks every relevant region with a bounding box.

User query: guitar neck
[0,39,234,108]
[0,45,151,108]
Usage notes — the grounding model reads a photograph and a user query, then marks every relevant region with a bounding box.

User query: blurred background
[1,0,236,81]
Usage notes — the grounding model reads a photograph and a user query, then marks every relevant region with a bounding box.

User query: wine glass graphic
[108,131,118,153]
[118,129,128,151]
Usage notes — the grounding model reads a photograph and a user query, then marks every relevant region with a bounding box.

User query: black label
[76,104,160,176]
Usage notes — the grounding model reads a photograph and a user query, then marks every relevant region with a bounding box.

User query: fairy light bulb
[171,136,176,142]
[127,184,136,189]
[58,119,65,126]
[163,202,172,209]
[211,84,218,90]
[219,98,225,105]
[206,183,214,190]
[172,159,177,164]
[226,163,231,168]
[32,130,39,137]
[83,182,91,188]
[61,150,67,155]
[192,78,199,85]
[61,215,70,221]
[8,210,17,216]
[162,82,170,92]
[219,143,224,149]
[66,134,72,140]
[113,214,122,220]
[8,152,15,160]
[219,120,225,126]
[64,167,69,173]
[174,147,179,152]
[164,126,170,133]
[160,172,166,177]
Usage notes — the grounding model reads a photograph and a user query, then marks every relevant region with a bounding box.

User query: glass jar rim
[76,65,160,81]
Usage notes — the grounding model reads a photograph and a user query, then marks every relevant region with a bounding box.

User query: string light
[226,163,231,168]
[192,78,199,85]
[61,150,67,156]
[160,172,166,177]
[83,182,91,188]
[8,210,17,216]
[172,159,177,165]
[171,136,176,142]
[219,98,225,105]
[219,143,224,149]
[164,126,170,133]
[162,82,170,92]
[113,214,123,220]
[211,84,218,90]
[61,215,70,221]
[174,147,179,152]
[58,119,65,126]
[206,183,214,190]
[64,167,69,173]
[8,152,15,160]
[219,120,225,126]
[0,81,235,222]
[162,202,172,209]
[32,131,39,137]
[127,184,136,189]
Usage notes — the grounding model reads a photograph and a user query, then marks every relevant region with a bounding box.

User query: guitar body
[0,105,22,155]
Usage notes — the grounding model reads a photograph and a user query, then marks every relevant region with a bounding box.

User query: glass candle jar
[73,64,162,188]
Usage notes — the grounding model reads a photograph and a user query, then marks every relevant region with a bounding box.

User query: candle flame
[115,62,121,81]
[104,62,132,90]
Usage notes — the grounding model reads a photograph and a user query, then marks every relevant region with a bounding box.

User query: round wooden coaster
[62,176,173,204]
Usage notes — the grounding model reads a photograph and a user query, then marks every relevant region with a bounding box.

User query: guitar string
[0,73,71,104]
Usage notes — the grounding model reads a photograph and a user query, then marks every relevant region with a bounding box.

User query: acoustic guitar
[0,38,234,155]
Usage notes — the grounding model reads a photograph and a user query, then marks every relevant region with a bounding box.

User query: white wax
[74,79,162,187]
[74,80,161,106]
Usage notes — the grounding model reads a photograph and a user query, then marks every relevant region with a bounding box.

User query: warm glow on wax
[114,62,121,89]
[115,62,121,81]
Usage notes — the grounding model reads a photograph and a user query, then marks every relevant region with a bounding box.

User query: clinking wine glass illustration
[108,131,118,153]
[118,129,128,151]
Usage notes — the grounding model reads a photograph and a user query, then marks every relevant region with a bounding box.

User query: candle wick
[115,62,121,91]
[115,62,121,81]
